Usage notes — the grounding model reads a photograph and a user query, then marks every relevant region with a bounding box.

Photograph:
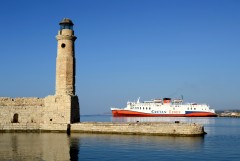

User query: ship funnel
[163,98,171,104]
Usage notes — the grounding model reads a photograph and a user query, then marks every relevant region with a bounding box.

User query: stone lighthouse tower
[46,18,80,124]
[56,18,77,95]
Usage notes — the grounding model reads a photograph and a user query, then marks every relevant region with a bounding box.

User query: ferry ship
[111,98,217,117]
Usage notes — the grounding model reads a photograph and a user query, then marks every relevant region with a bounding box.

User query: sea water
[0,116,240,161]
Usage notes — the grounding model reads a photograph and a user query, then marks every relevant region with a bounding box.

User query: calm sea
[0,116,240,161]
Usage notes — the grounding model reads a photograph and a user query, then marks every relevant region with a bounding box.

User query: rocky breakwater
[71,121,206,136]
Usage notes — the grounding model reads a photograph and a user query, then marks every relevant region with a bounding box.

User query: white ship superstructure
[111,98,217,117]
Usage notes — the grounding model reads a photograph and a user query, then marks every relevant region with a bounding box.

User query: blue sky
[0,0,240,114]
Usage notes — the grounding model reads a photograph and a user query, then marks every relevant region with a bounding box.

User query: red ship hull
[112,110,217,117]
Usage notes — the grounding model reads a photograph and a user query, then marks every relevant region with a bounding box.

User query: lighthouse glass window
[60,24,73,30]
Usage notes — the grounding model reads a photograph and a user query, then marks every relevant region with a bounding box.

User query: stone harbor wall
[70,122,205,136]
[0,97,44,124]
[0,95,80,131]
[0,123,68,132]
[0,121,205,136]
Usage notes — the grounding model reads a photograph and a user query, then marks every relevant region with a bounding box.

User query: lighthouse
[53,18,80,123]
[56,18,77,96]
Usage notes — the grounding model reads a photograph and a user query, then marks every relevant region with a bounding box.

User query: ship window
[140,107,141,109]
[194,108,196,110]
[149,108,151,110]
[143,107,144,110]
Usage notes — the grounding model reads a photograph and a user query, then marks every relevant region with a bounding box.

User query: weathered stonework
[0,121,205,136]
[71,122,205,136]
[0,97,44,107]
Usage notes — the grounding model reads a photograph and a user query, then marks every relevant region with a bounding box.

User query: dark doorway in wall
[13,113,18,123]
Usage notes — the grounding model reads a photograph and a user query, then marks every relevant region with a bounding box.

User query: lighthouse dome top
[59,18,74,25]
[59,18,74,30]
